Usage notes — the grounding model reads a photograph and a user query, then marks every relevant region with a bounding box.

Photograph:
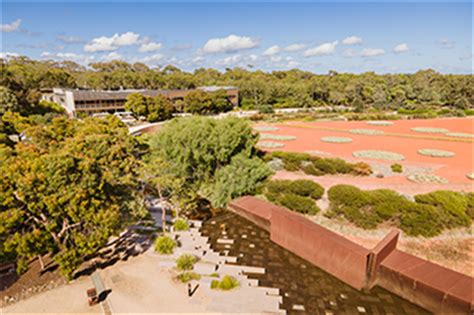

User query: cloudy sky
[1,1,472,73]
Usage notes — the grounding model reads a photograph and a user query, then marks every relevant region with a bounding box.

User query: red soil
[257,117,474,193]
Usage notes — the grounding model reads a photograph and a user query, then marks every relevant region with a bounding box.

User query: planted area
[326,185,473,237]
[418,148,455,158]
[253,125,279,132]
[266,151,372,176]
[210,275,239,290]
[391,163,403,173]
[320,136,353,143]
[445,132,474,138]
[411,127,449,134]
[367,121,394,126]
[257,141,285,148]
[350,129,384,136]
[407,173,448,184]
[259,133,296,141]
[173,218,190,231]
[263,179,323,215]
[176,254,198,271]
[353,150,405,161]
[154,235,177,255]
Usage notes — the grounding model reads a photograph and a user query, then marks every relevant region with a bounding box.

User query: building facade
[41,86,239,117]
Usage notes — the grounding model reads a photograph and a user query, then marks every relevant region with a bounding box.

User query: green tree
[147,94,175,122]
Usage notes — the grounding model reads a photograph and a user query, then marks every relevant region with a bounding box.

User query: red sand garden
[255,117,473,195]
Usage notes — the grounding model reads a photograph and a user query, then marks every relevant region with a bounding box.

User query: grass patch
[173,218,190,231]
[320,136,353,143]
[176,254,198,271]
[391,163,403,173]
[257,141,285,148]
[177,272,201,283]
[353,150,405,161]
[411,127,449,134]
[210,275,239,290]
[418,149,455,158]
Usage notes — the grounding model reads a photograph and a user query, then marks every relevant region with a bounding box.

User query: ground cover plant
[326,185,473,237]
[257,141,285,148]
[320,136,353,143]
[263,179,324,215]
[267,151,372,176]
[259,133,297,141]
[253,125,279,132]
[445,132,474,138]
[177,272,201,283]
[367,121,394,126]
[349,129,384,135]
[418,149,455,158]
[154,235,177,254]
[173,218,190,231]
[353,150,405,161]
[411,127,449,134]
[407,173,449,184]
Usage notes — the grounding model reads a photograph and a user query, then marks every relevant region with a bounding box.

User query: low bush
[177,272,201,283]
[268,151,372,176]
[391,163,403,173]
[154,235,176,255]
[173,218,190,231]
[288,179,324,200]
[278,193,320,215]
[176,254,198,271]
[326,185,472,237]
[211,275,239,290]
[414,191,471,228]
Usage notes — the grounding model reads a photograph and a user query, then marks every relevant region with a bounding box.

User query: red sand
[257,117,474,193]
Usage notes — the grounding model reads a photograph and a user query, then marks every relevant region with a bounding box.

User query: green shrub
[211,275,239,290]
[177,272,201,283]
[173,218,190,231]
[278,193,320,215]
[288,179,324,200]
[265,180,293,194]
[466,193,474,219]
[400,203,443,237]
[176,254,198,271]
[154,235,176,255]
[391,163,403,173]
[414,191,470,228]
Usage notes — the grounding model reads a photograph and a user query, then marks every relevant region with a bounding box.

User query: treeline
[1,57,472,117]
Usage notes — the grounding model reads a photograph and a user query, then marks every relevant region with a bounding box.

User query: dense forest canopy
[1,57,472,116]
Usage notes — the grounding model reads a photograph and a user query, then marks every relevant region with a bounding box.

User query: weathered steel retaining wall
[229,196,473,314]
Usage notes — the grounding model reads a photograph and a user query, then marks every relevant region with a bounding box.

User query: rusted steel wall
[269,204,370,290]
[378,249,473,314]
[229,196,474,314]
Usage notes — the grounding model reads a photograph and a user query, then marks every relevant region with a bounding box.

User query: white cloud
[342,36,362,45]
[0,52,20,59]
[342,48,357,58]
[41,51,95,64]
[287,60,300,68]
[57,35,84,44]
[84,32,140,52]
[138,42,163,53]
[361,48,385,57]
[249,54,258,61]
[216,54,242,65]
[102,52,123,61]
[438,38,455,49]
[304,41,338,57]
[202,34,258,54]
[284,43,306,52]
[1,19,22,33]
[138,53,164,65]
[393,43,409,53]
[263,45,280,56]
[270,55,282,62]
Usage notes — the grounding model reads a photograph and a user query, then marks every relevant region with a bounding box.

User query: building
[41,86,239,117]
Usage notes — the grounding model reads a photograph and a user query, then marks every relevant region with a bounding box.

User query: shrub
[414,191,471,228]
[350,162,372,176]
[154,235,176,255]
[391,163,403,173]
[265,180,293,194]
[173,218,190,231]
[176,254,198,271]
[466,193,474,219]
[278,193,320,215]
[211,275,239,290]
[400,203,443,237]
[288,179,324,200]
[177,272,201,283]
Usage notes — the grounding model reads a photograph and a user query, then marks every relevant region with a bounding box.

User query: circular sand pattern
[320,136,353,143]
[367,121,394,126]
[407,173,449,184]
[257,141,285,148]
[418,149,455,158]
[254,126,279,132]
[411,127,449,134]
[260,133,296,141]
[350,129,385,136]
[466,173,474,180]
[353,150,405,161]
[445,132,474,139]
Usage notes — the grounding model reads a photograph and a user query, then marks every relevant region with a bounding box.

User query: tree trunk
[157,184,166,233]
[38,254,45,270]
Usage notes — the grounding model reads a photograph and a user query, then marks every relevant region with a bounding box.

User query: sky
[1,1,472,74]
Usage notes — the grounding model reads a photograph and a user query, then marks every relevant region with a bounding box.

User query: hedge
[326,185,472,237]
[278,193,321,215]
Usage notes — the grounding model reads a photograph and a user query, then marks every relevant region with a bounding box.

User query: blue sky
[1,2,472,73]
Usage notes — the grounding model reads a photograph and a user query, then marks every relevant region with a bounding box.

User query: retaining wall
[228,196,473,314]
